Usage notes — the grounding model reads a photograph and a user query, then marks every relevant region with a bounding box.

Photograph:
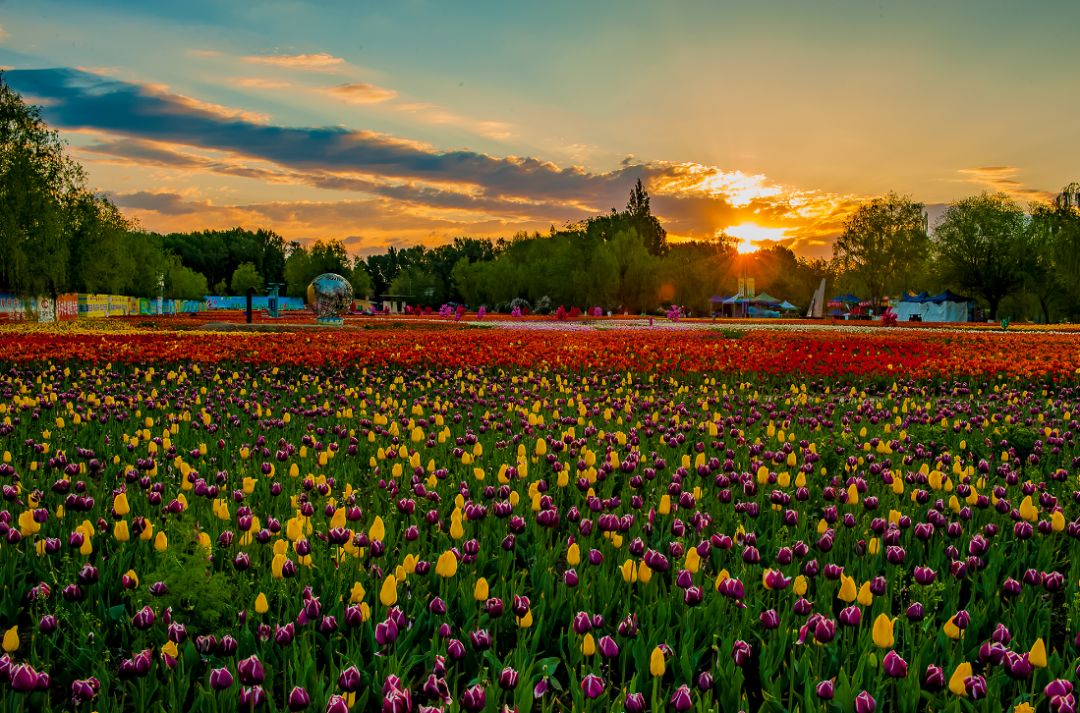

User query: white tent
[892,291,973,323]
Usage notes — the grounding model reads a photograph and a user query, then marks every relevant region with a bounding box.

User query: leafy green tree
[68,193,135,295]
[832,193,929,305]
[933,192,1029,319]
[122,232,169,297]
[626,179,668,256]
[165,255,209,300]
[230,262,264,295]
[349,260,373,299]
[1027,182,1080,321]
[388,266,438,304]
[0,72,86,295]
[283,243,312,297]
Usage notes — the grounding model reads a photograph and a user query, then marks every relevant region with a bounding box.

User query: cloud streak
[242,52,345,70]
[323,82,398,104]
[956,166,1055,204]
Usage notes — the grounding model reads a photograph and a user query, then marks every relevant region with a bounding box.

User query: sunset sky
[2,0,1076,258]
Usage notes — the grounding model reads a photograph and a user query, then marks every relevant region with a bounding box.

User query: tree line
[3,72,1079,321]
[833,188,1080,320]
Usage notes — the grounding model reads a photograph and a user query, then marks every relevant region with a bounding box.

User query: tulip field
[2,320,1080,712]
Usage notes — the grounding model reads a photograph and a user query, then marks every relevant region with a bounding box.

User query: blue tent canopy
[833,293,862,304]
[927,290,971,303]
[901,292,930,303]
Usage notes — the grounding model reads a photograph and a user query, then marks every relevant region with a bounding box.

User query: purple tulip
[237,655,265,686]
[838,605,862,627]
[625,691,647,712]
[923,664,945,691]
[581,674,605,699]
[71,677,99,702]
[683,586,704,606]
[462,683,487,711]
[338,666,361,692]
[38,614,58,634]
[209,667,234,691]
[1006,652,1034,680]
[240,685,267,708]
[883,650,908,678]
[375,619,399,646]
[670,684,693,711]
[499,666,519,690]
[913,566,936,585]
[816,680,834,699]
[964,674,987,700]
[992,623,1012,644]
[10,664,39,693]
[274,623,295,646]
[325,694,350,713]
[1051,694,1077,713]
[813,618,837,643]
[469,629,492,651]
[854,690,876,713]
[732,640,752,667]
[598,635,620,658]
[759,609,780,629]
[287,686,311,711]
[447,638,466,660]
[132,605,155,630]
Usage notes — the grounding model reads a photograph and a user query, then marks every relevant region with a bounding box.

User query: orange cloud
[323,82,398,104]
[233,77,293,90]
[243,52,345,70]
[955,166,1055,204]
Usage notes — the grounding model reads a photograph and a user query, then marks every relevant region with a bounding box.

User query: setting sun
[726,223,789,254]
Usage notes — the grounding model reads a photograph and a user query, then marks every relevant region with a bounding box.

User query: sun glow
[726,223,789,254]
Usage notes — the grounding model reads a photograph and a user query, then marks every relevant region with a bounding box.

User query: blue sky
[2,0,1077,256]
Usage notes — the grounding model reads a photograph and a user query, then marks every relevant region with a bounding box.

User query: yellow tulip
[567,543,581,567]
[349,581,366,603]
[271,553,286,579]
[2,626,18,653]
[948,662,972,696]
[517,610,533,628]
[943,615,962,640]
[153,531,168,552]
[620,559,637,583]
[113,492,130,516]
[857,582,874,606]
[1018,495,1038,522]
[872,614,894,648]
[254,592,269,614]
[685,547,700,574]
[1029,638,1047,668]
[436,550,458,578]
[379,574,398,606]
[837,575,857,603]
[581,633,596,656]
[474,578,489,601]
[793,575,808,596]
[113,520,130,542]
[650,646,666,677]
[161,640,178,659]
[369,516,385,542]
